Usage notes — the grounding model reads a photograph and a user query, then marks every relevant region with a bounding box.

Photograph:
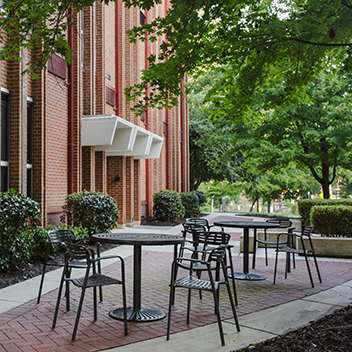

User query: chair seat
[174,276,220,291]
[72,273,123,288]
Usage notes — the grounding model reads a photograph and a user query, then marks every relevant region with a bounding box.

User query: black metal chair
[181,222,207,253]
[52,242,128,342]
[185,217,224,231]
[273,226,322,288]
[195,231,238,305]
[167,245,240,346]
[252,219,293,269]
[37,229,87,304]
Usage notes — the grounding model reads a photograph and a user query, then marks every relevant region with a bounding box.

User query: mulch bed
[236,305,352,351]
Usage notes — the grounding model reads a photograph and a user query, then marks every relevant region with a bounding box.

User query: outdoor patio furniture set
[36,217,322,345]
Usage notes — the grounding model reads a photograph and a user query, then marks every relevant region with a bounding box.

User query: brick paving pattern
[1,244,351,352]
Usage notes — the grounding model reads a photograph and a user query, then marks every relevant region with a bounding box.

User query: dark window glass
[1,93,9,162]
[27,101,33,198]
[1,92,9,192]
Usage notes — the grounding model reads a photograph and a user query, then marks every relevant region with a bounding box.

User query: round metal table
[213,221,280,281]
[91,233,184,322]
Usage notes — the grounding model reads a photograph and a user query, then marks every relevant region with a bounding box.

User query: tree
[2,1,352,110]
[234,72,352,199]
[241,167,321,212]
[123,0,352,114]
[187,70,244,190]
[0,0,155,76]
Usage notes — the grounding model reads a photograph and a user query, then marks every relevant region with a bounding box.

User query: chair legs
[273,235,322,288]
[167,262,240,346]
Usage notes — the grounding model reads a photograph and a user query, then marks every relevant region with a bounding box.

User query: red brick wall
[45,74,68,210]
[1,0,189,227]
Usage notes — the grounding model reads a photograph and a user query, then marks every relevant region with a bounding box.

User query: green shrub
[193,190,207,207]
[29,224,88,262]
[311,205,352,238]
[153,190,185,222]
[298,198,352,228]
[0,189,42,270]
[61,191,119,237]
[180,191,200,218]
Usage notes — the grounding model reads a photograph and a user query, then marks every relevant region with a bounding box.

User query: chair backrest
[47,229,76,244]
[302,226,313,236]
[182,222,206,239]
[185,217,210,229]
[198,231,231,247]
[63,242,91,262]
[207,245,227,264]
[266,219,292,228]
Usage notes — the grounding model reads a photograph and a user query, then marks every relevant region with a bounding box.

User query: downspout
[180,79,184,191]
[165,0,169,190]
[115,2,120,116]
[145,9,150,215]
[68,7,74,195]
[21,47,26,193]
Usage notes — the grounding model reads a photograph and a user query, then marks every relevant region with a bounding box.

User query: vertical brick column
[82,146,95,190]
[107,155,126,226]
[95,2,106,114]
[83,5,96,115]
[133,159,141,223]
[72,12,83,193]
[8,56,22,191]
[32,59,47,226]
[95,151,107,193]
[125,156,134,226]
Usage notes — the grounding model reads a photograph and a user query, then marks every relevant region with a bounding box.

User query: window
[27,100,33,198]
[1,92,10,192]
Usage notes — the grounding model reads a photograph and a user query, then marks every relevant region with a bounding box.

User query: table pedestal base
[109,307,166,322]
[230,272,266,281]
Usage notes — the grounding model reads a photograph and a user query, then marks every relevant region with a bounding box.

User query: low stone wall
[240,227,352,259]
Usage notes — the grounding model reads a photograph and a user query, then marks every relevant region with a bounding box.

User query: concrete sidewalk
[0,212,351,352]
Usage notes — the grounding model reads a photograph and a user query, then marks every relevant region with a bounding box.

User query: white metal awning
[81,114,163,159]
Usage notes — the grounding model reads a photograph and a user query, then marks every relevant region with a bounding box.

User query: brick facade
[0,0,189,227]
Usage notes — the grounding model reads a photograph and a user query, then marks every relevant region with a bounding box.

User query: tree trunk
[322,163,330,199]
[250,192,259,212]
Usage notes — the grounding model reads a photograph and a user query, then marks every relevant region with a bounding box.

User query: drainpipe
[145,9,150,215]
[68,7,74,195]
[180,79,184,191]
[164,0,169,190]
[115,2,120,116]
[21,47,26,193]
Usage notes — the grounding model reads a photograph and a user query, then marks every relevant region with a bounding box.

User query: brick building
[0,1,189,227]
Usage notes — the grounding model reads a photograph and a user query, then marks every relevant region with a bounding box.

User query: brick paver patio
[1,237,351,352]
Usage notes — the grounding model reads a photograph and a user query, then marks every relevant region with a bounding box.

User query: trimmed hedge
[61,191,119,237]
[311,205,352,238]
[180,191,200,218]
[298,198,352,228]
[153,190,185,222]
[193,190,207,207]
[0,189,42,270]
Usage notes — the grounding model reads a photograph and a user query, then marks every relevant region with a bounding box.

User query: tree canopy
[2,1,352,111]
[124,0,352,114]
[233,71,352,198]
[187,70,244,190]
